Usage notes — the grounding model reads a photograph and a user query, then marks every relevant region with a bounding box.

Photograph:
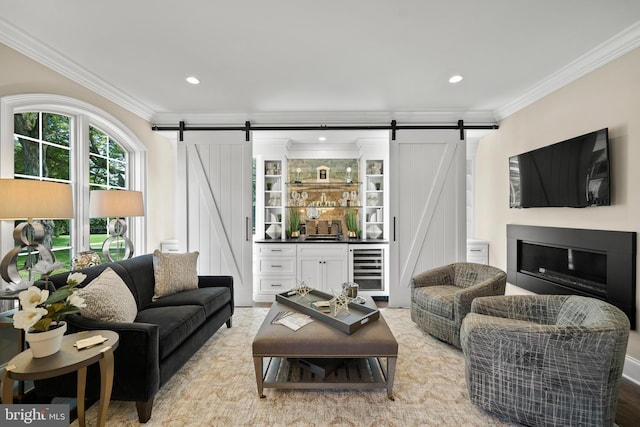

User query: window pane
[43,145,70,180]
[90,156,108,185]
[109,138,126,161]
[89,126,108,155]
[14,112,39,138]
[14,137,39,177]
[109,161,126,188]
[52,219,72,271]
[43,113,70,147]
[89,201,108,262]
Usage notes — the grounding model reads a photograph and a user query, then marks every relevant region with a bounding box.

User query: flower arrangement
[13,260,87,332]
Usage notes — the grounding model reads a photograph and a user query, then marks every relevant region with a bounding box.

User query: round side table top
[5,330,119,380]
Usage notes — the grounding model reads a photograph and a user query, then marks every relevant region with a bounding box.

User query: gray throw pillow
[152,250,199,300]
[77,267,137,322]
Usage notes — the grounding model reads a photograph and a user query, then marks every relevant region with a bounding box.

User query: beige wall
[475,47,640,359]
[0,43,175,252]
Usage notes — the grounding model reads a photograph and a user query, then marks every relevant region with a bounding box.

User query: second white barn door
[389,130,466,307]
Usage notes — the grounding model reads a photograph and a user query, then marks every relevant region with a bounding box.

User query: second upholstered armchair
[460,295,630,427]
[410,262,506,348]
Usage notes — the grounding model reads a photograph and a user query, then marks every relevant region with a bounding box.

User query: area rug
[73,308,516,426]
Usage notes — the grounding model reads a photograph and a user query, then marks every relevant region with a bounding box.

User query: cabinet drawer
[297,244,348,257]
[257,245,296,257]
[259,277,296,292]
[467,244,488,257]
[259,259,296,274]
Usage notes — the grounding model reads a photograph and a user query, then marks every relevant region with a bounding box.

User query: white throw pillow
[77,267,137,322]
[152,250,199,300]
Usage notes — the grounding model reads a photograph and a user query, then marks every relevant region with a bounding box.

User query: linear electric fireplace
[507,224,636,329]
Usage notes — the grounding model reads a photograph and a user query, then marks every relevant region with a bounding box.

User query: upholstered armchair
[410,262,506,348]
[460,295,630,427]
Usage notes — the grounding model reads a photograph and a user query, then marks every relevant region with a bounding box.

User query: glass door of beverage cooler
[349,246,384,291]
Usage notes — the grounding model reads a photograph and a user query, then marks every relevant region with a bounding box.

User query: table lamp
[89,190,144,262]
[0,179,74,285]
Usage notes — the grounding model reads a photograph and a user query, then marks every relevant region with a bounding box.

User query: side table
[2,330,119,427]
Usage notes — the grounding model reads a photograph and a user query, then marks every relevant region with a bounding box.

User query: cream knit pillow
[77,267,138,322]
[152,250,199,300]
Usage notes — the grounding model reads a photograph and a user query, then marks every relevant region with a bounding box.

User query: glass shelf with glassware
[364,160,384,240]
[264,160,284,240]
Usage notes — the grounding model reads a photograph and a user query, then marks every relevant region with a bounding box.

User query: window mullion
[75,114,91,252]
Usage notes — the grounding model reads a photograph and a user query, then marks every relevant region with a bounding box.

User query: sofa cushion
[135,305,206,360]
[413,285,458,320]
[76,267,138,323]
[152,250,199,300]
[116,254,155,309]
[146,287,232,318]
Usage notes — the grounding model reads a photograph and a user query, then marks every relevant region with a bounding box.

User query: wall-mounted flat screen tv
[509,128,610,208]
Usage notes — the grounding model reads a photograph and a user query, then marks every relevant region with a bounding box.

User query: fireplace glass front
[520,242,606,297]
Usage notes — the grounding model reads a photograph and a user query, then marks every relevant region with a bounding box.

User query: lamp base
[0,221,55,284]
[101,218,135,262]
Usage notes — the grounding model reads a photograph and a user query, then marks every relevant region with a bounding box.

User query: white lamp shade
[0,179,74,220]
[90,190,144,218]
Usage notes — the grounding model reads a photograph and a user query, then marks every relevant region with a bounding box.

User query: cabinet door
[298,257,323,289]
[324,257,348,290]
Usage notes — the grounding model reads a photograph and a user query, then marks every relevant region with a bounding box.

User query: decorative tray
[275,289,379,334]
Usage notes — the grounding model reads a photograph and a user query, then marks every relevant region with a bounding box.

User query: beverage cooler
[348,244,388,297]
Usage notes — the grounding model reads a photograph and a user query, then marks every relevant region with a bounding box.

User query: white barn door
[389,130,466,307]
[178,131,253,306]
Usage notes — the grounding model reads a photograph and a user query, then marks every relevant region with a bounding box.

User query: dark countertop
[255,237,388,244]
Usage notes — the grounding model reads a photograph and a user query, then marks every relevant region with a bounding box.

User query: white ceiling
[1,0,640,131]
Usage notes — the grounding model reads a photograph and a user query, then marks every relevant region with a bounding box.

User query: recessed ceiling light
[449,75,463,84]
[186,76,200,85]
[318,136,327,142]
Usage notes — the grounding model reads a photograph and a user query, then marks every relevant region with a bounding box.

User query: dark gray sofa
[34,253,234,422]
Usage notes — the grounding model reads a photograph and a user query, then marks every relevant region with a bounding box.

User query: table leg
[2,369,15,404]
[77,367,87,427]
[386,357,397,401]
[253,356,265,398]
[97,346,115,427]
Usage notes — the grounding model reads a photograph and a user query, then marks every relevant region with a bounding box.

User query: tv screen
[509,128,610,208]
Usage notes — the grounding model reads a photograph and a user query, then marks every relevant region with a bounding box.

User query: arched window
[1,94,146,275]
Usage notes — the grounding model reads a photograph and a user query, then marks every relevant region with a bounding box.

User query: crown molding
[496,21,640,120]
[0,18,155,121]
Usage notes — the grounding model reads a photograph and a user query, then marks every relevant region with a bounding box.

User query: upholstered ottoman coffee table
[252,298,398,400]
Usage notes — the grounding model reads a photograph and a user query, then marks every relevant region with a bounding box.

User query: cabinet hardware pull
[393,216,396,241]
[470,249,482,252]
[271,249,282,252]
[245,217,250,241]
[272,283,282,287]
[271,264,283,268]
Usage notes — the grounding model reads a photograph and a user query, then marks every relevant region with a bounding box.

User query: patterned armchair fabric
[460,295,630,427]
[410,262,506,348]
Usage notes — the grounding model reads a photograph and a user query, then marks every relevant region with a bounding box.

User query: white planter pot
[25,321,67,358]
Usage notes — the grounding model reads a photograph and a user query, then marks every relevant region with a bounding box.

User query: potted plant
[13,260,87,358]
[288,208,301,238]
[345,208,359,238]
